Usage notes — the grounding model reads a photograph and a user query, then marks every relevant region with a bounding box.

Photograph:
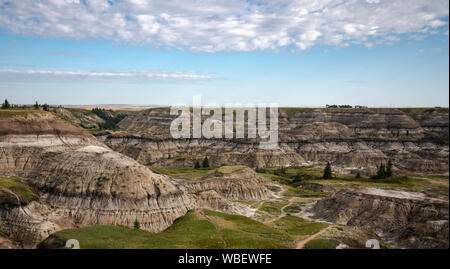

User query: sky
[0,0,448,107]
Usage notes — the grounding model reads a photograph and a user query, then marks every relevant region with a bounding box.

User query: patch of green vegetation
[216,166,247,174]
[398,107,449,116]
[41,210,299,249]
[151,166,217,180]
[280,107,315,120]
[271,216,328,237]
[0,110,46,119]
[66,108,95,116]
[40,211,224,249]
[260,165,325,185]
[283,201,305,214]
[303,238,340,249]
[284,186,330,198]
[0,176,39,204]
[259,200,290,216]
[91,108,126,130]
[168,155,200,161]
[305,174,448,196]
[204,210,293,249]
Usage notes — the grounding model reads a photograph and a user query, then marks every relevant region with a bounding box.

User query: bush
[323,162,332,179]
[194,160,201,169]
[202,157,210,168]
[1,99,11,109]
[134,219,141,230]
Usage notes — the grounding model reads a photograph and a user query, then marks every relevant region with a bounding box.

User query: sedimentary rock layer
[311,189,449,249]
[101,108,449,173]
[0,111,192,248]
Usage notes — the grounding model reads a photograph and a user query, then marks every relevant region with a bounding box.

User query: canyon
[0,107,448,249]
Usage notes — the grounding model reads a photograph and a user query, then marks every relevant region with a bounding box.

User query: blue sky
[0,0,448,107]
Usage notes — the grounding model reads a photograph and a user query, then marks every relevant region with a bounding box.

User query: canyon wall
[101,108,449,174]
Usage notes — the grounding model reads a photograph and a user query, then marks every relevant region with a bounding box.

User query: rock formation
[177,166,273,201]
[0,111,192,248]
[311,188,449,249]
[100,107,449,174]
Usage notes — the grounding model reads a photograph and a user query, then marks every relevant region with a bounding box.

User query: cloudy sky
[0,0,448,106]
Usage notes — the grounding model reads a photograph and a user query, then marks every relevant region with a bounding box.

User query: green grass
[259,200,289,216]
[168,154,200,161]
[260,165,448,197]
[40,210,297,249]
[0,110,47,119]
[0,176,39,204]
[216,166,247,174]
[271,216,329,237]
[40,211,224,249]
[304,238,340,249]
[204,210,293,249]
[398,107,449,116]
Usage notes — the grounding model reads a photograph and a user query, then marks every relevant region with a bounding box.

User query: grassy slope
[271,216,328,237]
[41,211,224,249]
[0,176,39,204]
[260,166,449,198]
[0,110,47,119]
[41,210,302,249]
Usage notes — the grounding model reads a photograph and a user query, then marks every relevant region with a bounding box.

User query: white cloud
[0,0,448,52]
[0,69,213,82]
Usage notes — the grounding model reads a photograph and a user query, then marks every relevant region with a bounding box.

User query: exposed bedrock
[100,108,449,173]
[176,166,273,201]
[311,189,449,249]
[0,111,192,248]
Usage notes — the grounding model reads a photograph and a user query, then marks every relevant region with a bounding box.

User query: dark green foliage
[323,162,332,179]
[372,160,393,179]
[355,172,362,179]
[34,101,39,110]
[386,159,393,178]
[134,219,140,230]
[1,99,10,109]
[42,104,50,111]
[202,157,210,168]
[194,160,201,169]
[91,108,126,130]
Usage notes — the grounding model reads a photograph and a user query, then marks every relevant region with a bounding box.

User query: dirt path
[197,209,229,249]
[295,225,333,249]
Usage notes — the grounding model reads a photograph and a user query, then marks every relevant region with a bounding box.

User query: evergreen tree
[323,162,332,179]
[1,99,10,109]
[376,164,386,179]
[134,219,140,230]
[42,104,50,111]
[34,101,39,110]
[194,160,201,169]
[386,159,393,178]
[355,172,362,179]
[202,157,210,168]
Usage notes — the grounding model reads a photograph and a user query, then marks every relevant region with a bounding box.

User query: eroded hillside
[98,107,449,174]
[0,110,192,248]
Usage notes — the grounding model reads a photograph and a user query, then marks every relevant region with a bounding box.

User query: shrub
[323,162,332,179]
[202,157,210,168]
[134,219,141,230]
